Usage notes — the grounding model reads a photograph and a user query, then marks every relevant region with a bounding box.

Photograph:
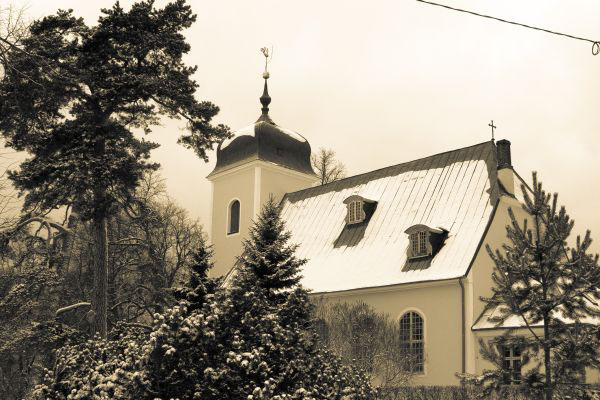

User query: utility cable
[416,0,600,55]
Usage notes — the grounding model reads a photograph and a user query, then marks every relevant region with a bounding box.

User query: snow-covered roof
[280,141,500,293]
[472,303,600,331]
[220,123,307,150]
[208,120,315,178]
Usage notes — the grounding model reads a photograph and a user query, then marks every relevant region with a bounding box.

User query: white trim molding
[208,159,317,183]
[253,166,262,219]
[311,278,458,298]
[208,181,214,243]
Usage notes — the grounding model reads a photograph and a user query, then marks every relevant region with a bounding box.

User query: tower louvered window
[400,311,424,373]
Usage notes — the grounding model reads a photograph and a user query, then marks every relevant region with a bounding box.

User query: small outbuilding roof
[279,141,500,293]
[472,303,600,331]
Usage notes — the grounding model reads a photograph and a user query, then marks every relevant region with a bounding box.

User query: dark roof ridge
[282,140,495,200]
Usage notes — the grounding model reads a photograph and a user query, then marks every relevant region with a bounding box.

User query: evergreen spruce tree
[172,237,218,313]
[140,197,376,399]
[218,197,375,398]
[223,196,317,395]
[470,172,600,400]
[237,196,304,303]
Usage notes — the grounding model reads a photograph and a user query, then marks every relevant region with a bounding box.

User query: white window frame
[409,230,430,259]
[347,200,364,224]
[343,194,376,226]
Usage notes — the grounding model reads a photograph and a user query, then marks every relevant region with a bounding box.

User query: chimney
[496,139,515,195]
[496,139,512,169]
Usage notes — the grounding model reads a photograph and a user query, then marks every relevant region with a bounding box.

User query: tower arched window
[228,199,240,235]
[399,311,424,373]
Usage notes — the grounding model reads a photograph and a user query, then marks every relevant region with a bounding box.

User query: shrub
[377,385,600,400]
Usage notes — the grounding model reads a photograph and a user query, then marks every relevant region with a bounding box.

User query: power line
[416,0,600,56]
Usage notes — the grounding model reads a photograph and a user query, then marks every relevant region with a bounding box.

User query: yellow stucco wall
[471,195,531,323]
[469,194,532,375]
[314,280,464,386]
[209,161,316,278]
[260,165,315,207]
[209,165,256,277]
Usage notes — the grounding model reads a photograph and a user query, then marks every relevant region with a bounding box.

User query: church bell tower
[207,51,317,277]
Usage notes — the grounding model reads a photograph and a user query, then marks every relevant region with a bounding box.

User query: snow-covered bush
[141,289,375,399]
[0,239,87,400]
[136,198,377,399]
[33,323,148,399]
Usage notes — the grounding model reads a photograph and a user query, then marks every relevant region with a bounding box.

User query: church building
[206,73,599,386]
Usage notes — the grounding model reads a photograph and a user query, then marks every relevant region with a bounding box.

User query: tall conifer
[237,196,305,303]
[172,237,217,313]
[0,0,228,337]
[477,172,600,400]
[136,197,377,399]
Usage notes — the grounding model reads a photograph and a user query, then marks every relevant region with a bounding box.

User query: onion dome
[208,73,315,178]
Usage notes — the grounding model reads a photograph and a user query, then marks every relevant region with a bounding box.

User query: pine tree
[476,172,600,400]
[0,0,229,338]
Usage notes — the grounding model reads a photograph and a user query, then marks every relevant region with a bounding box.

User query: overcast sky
[4,0,600,252]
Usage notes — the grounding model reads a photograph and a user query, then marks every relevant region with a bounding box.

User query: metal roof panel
[280,141,499,293]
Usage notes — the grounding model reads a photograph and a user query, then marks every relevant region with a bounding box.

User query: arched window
[228,199,240,235]
[399,311,424,373]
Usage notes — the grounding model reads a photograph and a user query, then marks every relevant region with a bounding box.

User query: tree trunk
[543,316,553,400]
[92,216,108,338]
[57,206,80,274]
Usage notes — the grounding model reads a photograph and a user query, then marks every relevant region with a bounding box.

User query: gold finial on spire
[260,47,271,79]
[258,47,274,124]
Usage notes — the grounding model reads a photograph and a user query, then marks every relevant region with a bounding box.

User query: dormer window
[343,195,376,225]
[347,200,364,224]
[410,231,428,257]
[404,224,447,260]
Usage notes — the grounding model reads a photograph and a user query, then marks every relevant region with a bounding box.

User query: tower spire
[257,47,274,124]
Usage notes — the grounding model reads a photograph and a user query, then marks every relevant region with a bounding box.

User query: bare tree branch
[311,147,346,185]
[120,322,152,330]
[55,302,91,317]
